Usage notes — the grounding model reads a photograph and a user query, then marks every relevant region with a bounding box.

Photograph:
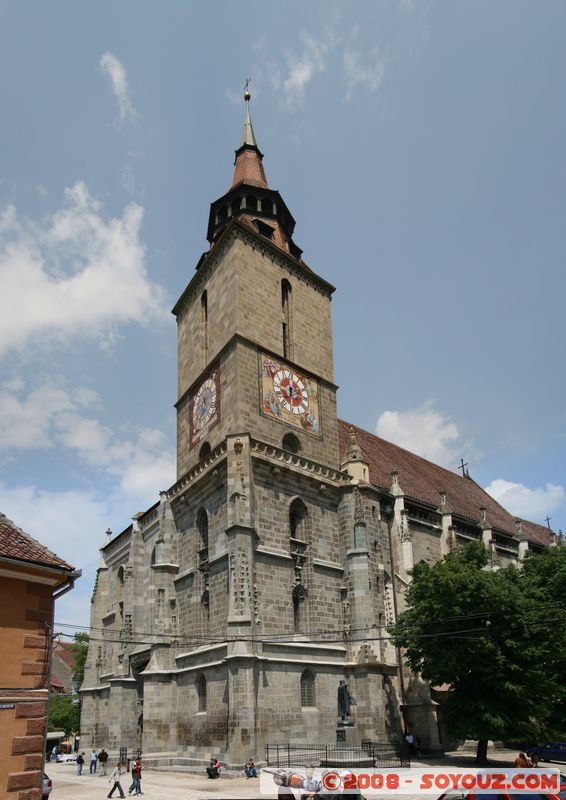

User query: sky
[0,0,564,632]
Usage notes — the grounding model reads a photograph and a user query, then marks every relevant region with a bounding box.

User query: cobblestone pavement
[45,750,538,800]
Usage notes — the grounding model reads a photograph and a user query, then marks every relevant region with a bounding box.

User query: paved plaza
[45,750,529,800]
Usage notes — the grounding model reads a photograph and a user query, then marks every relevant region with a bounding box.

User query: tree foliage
[392,542,566,762]
[48,693,79,736]
[70,632,89,689]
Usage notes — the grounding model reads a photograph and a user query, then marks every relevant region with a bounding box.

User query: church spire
[240,89,257,147]
[231,89,269,190]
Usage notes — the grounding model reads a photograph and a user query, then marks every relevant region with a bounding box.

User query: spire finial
[240,78,257,148]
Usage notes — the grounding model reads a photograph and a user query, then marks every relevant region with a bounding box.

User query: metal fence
[266,741,410,770]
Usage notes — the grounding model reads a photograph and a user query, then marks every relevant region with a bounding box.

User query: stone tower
[80,95,402,767]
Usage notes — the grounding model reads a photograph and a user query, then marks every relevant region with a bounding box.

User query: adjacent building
[80,97,558,767]
[0,513,79,799]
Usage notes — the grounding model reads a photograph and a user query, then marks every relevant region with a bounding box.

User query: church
[80,94,556,768]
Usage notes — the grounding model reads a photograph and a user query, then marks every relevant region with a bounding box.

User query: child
[108,762,126,798]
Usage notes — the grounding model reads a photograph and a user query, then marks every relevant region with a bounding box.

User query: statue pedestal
[336,723,357,744]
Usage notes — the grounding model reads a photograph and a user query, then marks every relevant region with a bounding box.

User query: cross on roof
[545,516,552,528]
[459,458,469,477]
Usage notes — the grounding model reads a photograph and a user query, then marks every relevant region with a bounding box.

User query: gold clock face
[259,354,321,437]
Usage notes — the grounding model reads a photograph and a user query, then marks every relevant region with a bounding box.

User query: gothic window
[282,432,301,454]
[195,673,207,713]
[201,291,208,367]
[197,508,210,620]
[290,498,309,633]
[199,441,211,461]
[289,497,308,541]
[281,279,292,359]
[300,669,316,707]
[197,508,209,553]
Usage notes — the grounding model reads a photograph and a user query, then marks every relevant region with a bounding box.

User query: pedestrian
[206,757,221,778]
[529,751,540,768]
[108,762,126,798]
[414,735,422,758]
[405,732,415,756]
[128,758,143,795]
[515,752,531,768]
[245,757,257,778]
[90,749,98,774]
[98,748,109,776]
[77,752,85,776]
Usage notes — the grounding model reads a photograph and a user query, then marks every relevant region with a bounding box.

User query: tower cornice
[171,218,335,319]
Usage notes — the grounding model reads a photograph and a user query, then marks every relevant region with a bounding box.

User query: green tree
[48,693,79,736]
[392,542,556,763]
[70,632,89,689]
[520,546,566,739]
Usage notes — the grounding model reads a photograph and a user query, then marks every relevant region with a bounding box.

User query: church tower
[173,91,339,477]
[80,95,401,768]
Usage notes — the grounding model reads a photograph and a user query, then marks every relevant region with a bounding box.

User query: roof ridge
[338,419,468,484]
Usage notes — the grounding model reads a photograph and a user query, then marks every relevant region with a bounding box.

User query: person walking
[128,758,143,796]
[98,748,109,776]
[76,752,85,776]
[108,762,126,798]
[90,749,98,774]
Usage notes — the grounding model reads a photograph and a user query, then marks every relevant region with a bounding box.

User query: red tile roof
[338,420,552,547]
[0,513,75,571]
[231,148,269,189]
[53,641,75,669]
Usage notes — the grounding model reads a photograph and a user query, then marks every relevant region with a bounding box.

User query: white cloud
[99,52,137,126]
[252,27,389,109]
[376,404,466,469]
[0,483,111,629]
[484,479,565,522]
[0,181,168,357]
[0,379,175,510]
[282,31,335,108]
[343,42,387,102]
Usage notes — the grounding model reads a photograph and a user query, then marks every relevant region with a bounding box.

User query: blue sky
[0,0,564,631]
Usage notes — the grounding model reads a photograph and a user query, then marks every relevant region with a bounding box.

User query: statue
[337,679,356,724]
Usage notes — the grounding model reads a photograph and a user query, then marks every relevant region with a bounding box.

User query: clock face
[193,378,217,432]
[189,368,220,448]
[273,369,309,415]
[259,354,321,438]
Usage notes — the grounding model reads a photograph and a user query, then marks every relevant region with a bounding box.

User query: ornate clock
[259,354,321,437]
[189,367,220,448]
[273,369,309,415]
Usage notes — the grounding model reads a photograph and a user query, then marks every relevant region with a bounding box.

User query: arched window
[300,669,315,707]
[195,673,207,713]
[290,498,309,633]
[281,279,292,359]
[282,432,301,454]
[197,508,209,552]
[201,291,208,368]
[289,498,308,541]
[199,441,211,461]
